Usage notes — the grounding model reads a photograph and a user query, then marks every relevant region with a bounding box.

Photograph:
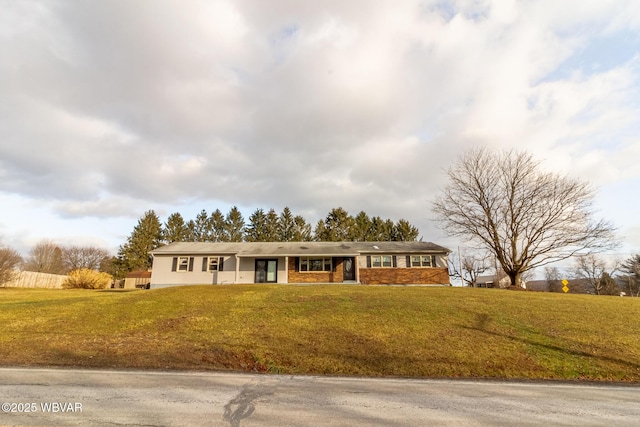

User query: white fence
[2,271,68,289]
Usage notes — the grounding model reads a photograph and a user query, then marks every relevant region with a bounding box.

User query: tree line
[0,206,420,282]
[449,247,640,296]
[0,239,112,283]
[115,206,420,276]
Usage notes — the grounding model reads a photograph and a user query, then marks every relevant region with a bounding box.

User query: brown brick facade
[286,256,450,285]
[359,267,450,285]
[287,257,345,283]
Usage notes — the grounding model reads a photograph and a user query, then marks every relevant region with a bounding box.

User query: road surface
[1,368,639,426]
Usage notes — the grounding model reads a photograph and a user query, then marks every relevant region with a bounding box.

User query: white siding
[150,255,237,287]
[150,255,288,287]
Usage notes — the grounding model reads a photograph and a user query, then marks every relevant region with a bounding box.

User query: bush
[63,269,113,289]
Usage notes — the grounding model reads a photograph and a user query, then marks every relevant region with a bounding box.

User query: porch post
[284,256,288,284]
[235,255,240,284]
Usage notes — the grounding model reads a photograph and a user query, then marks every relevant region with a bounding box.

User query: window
[299,257,332,272]
[411,255,437,267]
[178,257,189,271]
[202,256,224,272]
[369,255,396,268]
[172,256,194,272]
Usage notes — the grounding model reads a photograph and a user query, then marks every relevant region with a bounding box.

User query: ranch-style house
[149,241,451,288]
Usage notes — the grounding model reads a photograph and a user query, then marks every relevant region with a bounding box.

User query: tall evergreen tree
[324,207,355,241]
[163,212,189,243]
[117,210,162,272]
[210,209,227,242]
[225,206,245,242]
[191,209,213,242]
[278,207,296,241]
[245,208,267,242]
[394,219,420,241]
[292,215,312,241]
[368,216,385,241]
[264,208,280,241]
[352,211,372,241]
[185,219,197,242]
[380,219,396,241]
[313,219,328,241]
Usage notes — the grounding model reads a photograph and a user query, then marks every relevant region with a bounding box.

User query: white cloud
[0,0,639,253]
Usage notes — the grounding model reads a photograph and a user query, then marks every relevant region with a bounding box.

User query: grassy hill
[1,285,639,382]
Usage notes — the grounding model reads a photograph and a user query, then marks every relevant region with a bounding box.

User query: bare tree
[571,254,619,295]
[544,266,563,292]
[62,245,112,272]
[433,148,617,287]
[449,248,491,287]
[0,244,23,285]
[23,240,65,274]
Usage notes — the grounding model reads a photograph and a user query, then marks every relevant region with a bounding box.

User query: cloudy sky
[1,0,639,263]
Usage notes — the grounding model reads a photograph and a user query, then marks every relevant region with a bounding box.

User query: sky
[1,0,639,270]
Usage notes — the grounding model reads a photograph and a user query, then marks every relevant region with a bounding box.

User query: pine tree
[245,208,267,242]
[278,207,296,241]
[293,215,312,241]
[394,219,419,241]
[117,210,162,272]
[381,219,396,241]
[324,207,355,241]
[313,219,328,241]
[185,219,197,242]
[163,212,189,243]
[191,209,213,242]
[225,206,245,242]
[210,209,227,242]
[264,208,279,241]
[369,216,385,241]
[352,211,372,241]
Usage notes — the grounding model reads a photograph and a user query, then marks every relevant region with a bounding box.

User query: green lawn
[1,285,639,381]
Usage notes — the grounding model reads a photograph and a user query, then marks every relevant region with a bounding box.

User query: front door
[255,259,278,283]
[343,257,356,281]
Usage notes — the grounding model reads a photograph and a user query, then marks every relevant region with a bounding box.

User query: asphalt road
[0,368,639,426]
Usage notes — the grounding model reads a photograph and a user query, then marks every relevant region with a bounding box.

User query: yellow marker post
[561,279,569,293]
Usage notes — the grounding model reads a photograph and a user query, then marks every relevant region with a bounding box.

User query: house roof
[125,270,152,279]
[151,241,451,257]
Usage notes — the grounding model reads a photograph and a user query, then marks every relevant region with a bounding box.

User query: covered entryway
[255,259,278,283]
[343,257,356,281]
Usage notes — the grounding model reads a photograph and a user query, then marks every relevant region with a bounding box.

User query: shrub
[63,269,113,289]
